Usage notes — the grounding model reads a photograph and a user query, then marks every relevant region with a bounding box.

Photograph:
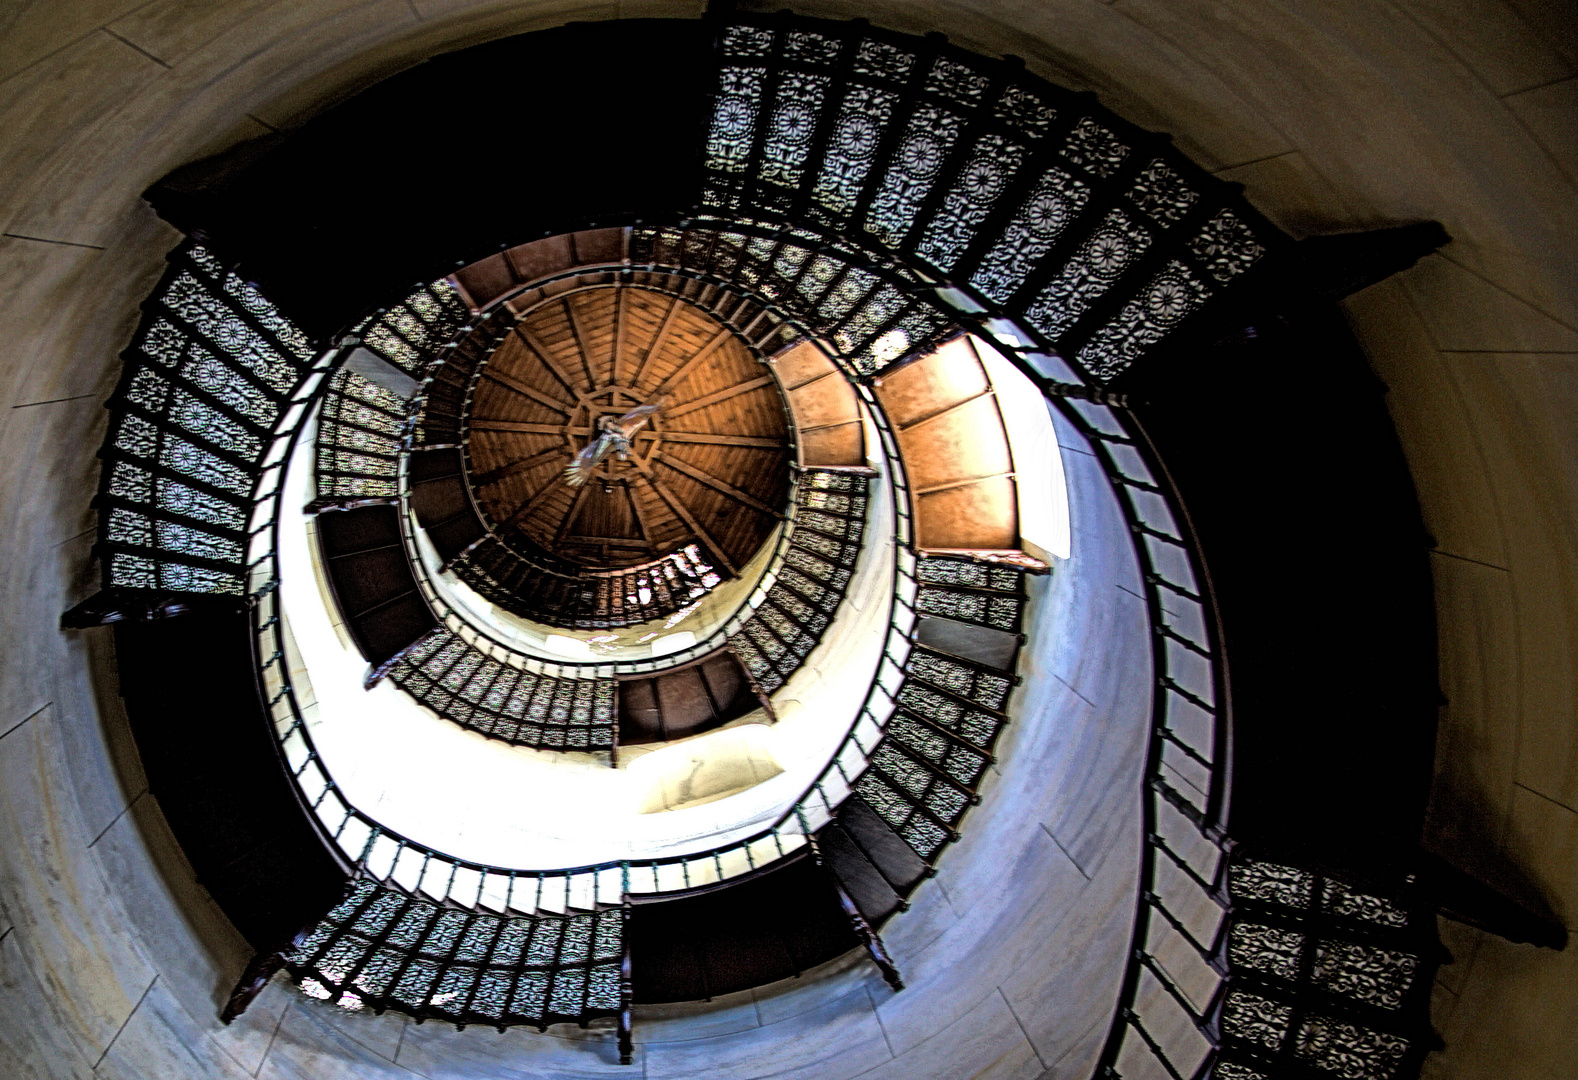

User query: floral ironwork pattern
[100,241,316,595]
[699,14,1281,383]
[285,876,623,1029]
[1214,852,1439,1079]
[760,71,833,189]
[1024,208,1152,339]
[915,134,1029,272]
[388,630,619,751]
[315,370,405,502]
[732,471,867,692]
[1077,259,1213,379]
[852,557,1026,860]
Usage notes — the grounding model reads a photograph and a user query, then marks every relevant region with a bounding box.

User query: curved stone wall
[0,3,1573,1078]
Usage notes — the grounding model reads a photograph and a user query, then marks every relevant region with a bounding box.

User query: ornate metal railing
[698,11,1283,388]
[460,542,722,631]
[357,278,471,373]
[678,18,1440,1073]
[236,300,1055,956]
[397,459,805,678]
[408,265,801,631]
[390,468,867,752]
[75,13,1453,1069]
[241,301,933,913]
[284,874,626,1032]
[393,260,900,678]
[850,574,1024,860]
[731,470,868,692]
[388,632,621,753]
[309,276,467,509]
[94,241,316,600]
[311,367,406,505]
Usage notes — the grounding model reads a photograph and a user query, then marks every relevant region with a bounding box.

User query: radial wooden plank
[462,285,790,571]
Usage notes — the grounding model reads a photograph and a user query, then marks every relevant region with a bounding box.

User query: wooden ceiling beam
[524,427,774,446]
[469,419,564,436]
[481,367,573,414]
[627,482,654,545]
[647,475,738,577]
[798,417,863,434]
[654,325,734,396]
[512,325,582,399]
[562,295,600,392]
[657,430,787,449]
[662,374,775,420]
[612,288,628,388]
[911,471,1016,497]
[656,453,782,518]
[500,474,565,529]
[472,446,568,488]
[555,484,592,544]
[562,535,654,548]
[632,296,683,391]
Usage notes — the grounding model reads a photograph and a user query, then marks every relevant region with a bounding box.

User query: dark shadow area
[146,19,714,342]
[629,854,858,1002]
[618,649,763,745]
[1118,305,1440,888]
[114,611,348,951]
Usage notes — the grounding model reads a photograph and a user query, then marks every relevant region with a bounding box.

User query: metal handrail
[397,459,807,679]
[250,235,1230,1074]
[388,258,900,676]
[248,337,920,912]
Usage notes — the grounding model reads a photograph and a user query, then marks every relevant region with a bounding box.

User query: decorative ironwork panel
[992,84,1058,141]
[812,84,901,219]
[315,370,405,502]
[358,279,468,374]
[698,11,1283,391]
[924,55,991,107]
[1126,158,1200,226]
[1189,208,1269,284]
[969,169,1091,303]
[707,66,768,176]
[723,24,773,59]
[854,557,1026,862]
[629,225,954,374]
[916,134,1029,272]
[727,470,866,692]
[915,555,1025,633]
[760,71,833,190]
[389,629,617,752]
[99,241,316,595]
[834,282,908,363]
[1216,853,1440,1080]
[1228,922,1305,981]
[864,103,967,247]
[285,877,623,1029]
[455,537,722,633]
[1062,117,1129,178]
[1222,989,1294,1051]
[783,29,840,67]
[1023,208,1152,340]
[1293,1016,1411,1079]
[1076,259,1214,380]
[1310,940,1419,1010]
[852,39,915,83]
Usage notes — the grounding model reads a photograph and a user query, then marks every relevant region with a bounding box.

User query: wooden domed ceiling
[464,286,791,574]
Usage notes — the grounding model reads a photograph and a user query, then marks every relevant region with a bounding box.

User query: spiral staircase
[57,10,1568,1080]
